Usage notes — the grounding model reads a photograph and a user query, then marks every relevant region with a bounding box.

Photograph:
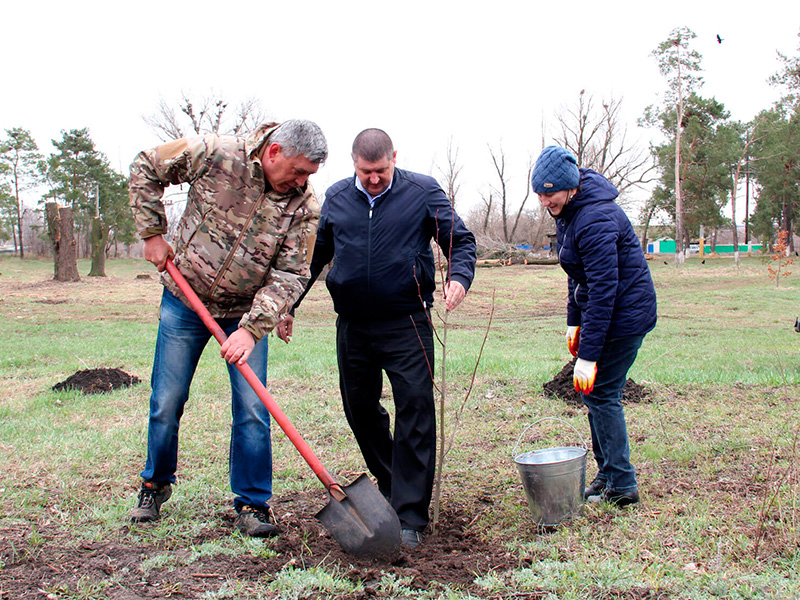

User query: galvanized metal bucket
[513,418,587,527]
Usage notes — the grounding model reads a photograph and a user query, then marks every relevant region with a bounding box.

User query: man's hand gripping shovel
[165,259,402,558]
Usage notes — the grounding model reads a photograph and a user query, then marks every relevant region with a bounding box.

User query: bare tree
[487,144,534,244]
[143,92,271,142]
[479,190,494,235]
[555,90,656,208]
[142,93,272,231]
[436,137,462,208]
[527,203,549,252]
[144,98,185,141]
[489,146,509,241]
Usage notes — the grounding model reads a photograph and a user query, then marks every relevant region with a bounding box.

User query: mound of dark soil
[543,358,649,405]
[52,367,141,394]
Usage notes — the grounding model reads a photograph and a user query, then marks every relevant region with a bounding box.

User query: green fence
[648,240,763,254]
[705,244,763,253]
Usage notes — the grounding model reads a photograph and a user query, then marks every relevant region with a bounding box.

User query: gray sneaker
[131,481,172,523]
[234,505,279,537]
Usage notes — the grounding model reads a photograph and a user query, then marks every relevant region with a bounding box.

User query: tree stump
[89,216,108,277]
[45,202,80,282]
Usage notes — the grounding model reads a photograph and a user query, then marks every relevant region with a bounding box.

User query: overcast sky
[3,1,799,221]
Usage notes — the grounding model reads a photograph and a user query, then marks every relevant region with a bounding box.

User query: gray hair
[351,128,394,162]
[270,119,328,163]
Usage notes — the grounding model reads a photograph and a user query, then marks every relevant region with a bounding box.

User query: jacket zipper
[209,194,264,297]
[367,204,373,301]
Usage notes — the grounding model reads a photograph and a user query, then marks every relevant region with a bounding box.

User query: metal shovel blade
[316,473,402,558]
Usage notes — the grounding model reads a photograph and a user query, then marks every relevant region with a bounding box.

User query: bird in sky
[716,34,724,44]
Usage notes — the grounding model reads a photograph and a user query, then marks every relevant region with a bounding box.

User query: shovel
[164,259,401,558]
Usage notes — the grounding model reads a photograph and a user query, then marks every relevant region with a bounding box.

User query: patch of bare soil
[0,490,527,599]
[52,368,141,394]
[542,359,650,405]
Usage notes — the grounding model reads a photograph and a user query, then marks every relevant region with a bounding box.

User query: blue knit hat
[530,146,580,194]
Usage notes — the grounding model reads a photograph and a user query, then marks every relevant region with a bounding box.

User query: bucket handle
[512,417,587,459]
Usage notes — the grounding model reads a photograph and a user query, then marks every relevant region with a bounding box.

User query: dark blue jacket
[556,168,657,362]
[302,167,476,321]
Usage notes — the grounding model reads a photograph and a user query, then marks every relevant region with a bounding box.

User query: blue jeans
[140,288,273,510]
[581,334,644,492]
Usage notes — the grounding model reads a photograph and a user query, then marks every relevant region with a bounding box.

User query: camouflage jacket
[129,123,320,340]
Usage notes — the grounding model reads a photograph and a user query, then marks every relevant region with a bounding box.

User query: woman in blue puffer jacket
[531,146,657,507]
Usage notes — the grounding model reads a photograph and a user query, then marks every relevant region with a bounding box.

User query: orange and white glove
[566,326,580,357]
[573,358,597,394]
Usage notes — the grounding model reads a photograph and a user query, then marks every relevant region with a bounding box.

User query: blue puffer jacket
[555,169,657,362]
[306,167,476,321]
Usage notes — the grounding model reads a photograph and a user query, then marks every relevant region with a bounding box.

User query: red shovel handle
[165,259,344,499]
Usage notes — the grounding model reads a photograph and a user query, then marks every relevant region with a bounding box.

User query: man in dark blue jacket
[531,145,657,508]
[279,129,476,547]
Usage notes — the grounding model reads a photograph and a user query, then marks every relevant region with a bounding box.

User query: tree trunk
[15,181,24,260]
[45,202,80,282]
[530,207,547,251]
[481,193,493,234]
[88,216,108,277]
[674,68,685,266]
[730,176,739,266]
[782,202,794,253]
[640,204,656,252]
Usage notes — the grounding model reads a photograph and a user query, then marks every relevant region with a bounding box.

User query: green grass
[1,254,799,598]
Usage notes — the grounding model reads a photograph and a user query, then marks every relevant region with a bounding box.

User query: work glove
[566,326,580,357]
[573,358,597,394]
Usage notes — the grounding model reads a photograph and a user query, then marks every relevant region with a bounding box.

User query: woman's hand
[573,358,597,394]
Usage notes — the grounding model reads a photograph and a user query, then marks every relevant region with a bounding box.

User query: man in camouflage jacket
[128,120,326,537]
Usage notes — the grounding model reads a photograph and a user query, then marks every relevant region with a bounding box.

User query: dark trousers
[336,312,436,532]
[581,334,645,492]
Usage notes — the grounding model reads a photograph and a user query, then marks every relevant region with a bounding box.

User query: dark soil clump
[543,358,650,404]
[52,367,141,394]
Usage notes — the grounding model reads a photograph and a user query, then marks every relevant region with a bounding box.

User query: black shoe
[589,487,640,507]
[234,505,279,537]
[584,476,607,500]
[401,529,423,549]
[131,481,172,523]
